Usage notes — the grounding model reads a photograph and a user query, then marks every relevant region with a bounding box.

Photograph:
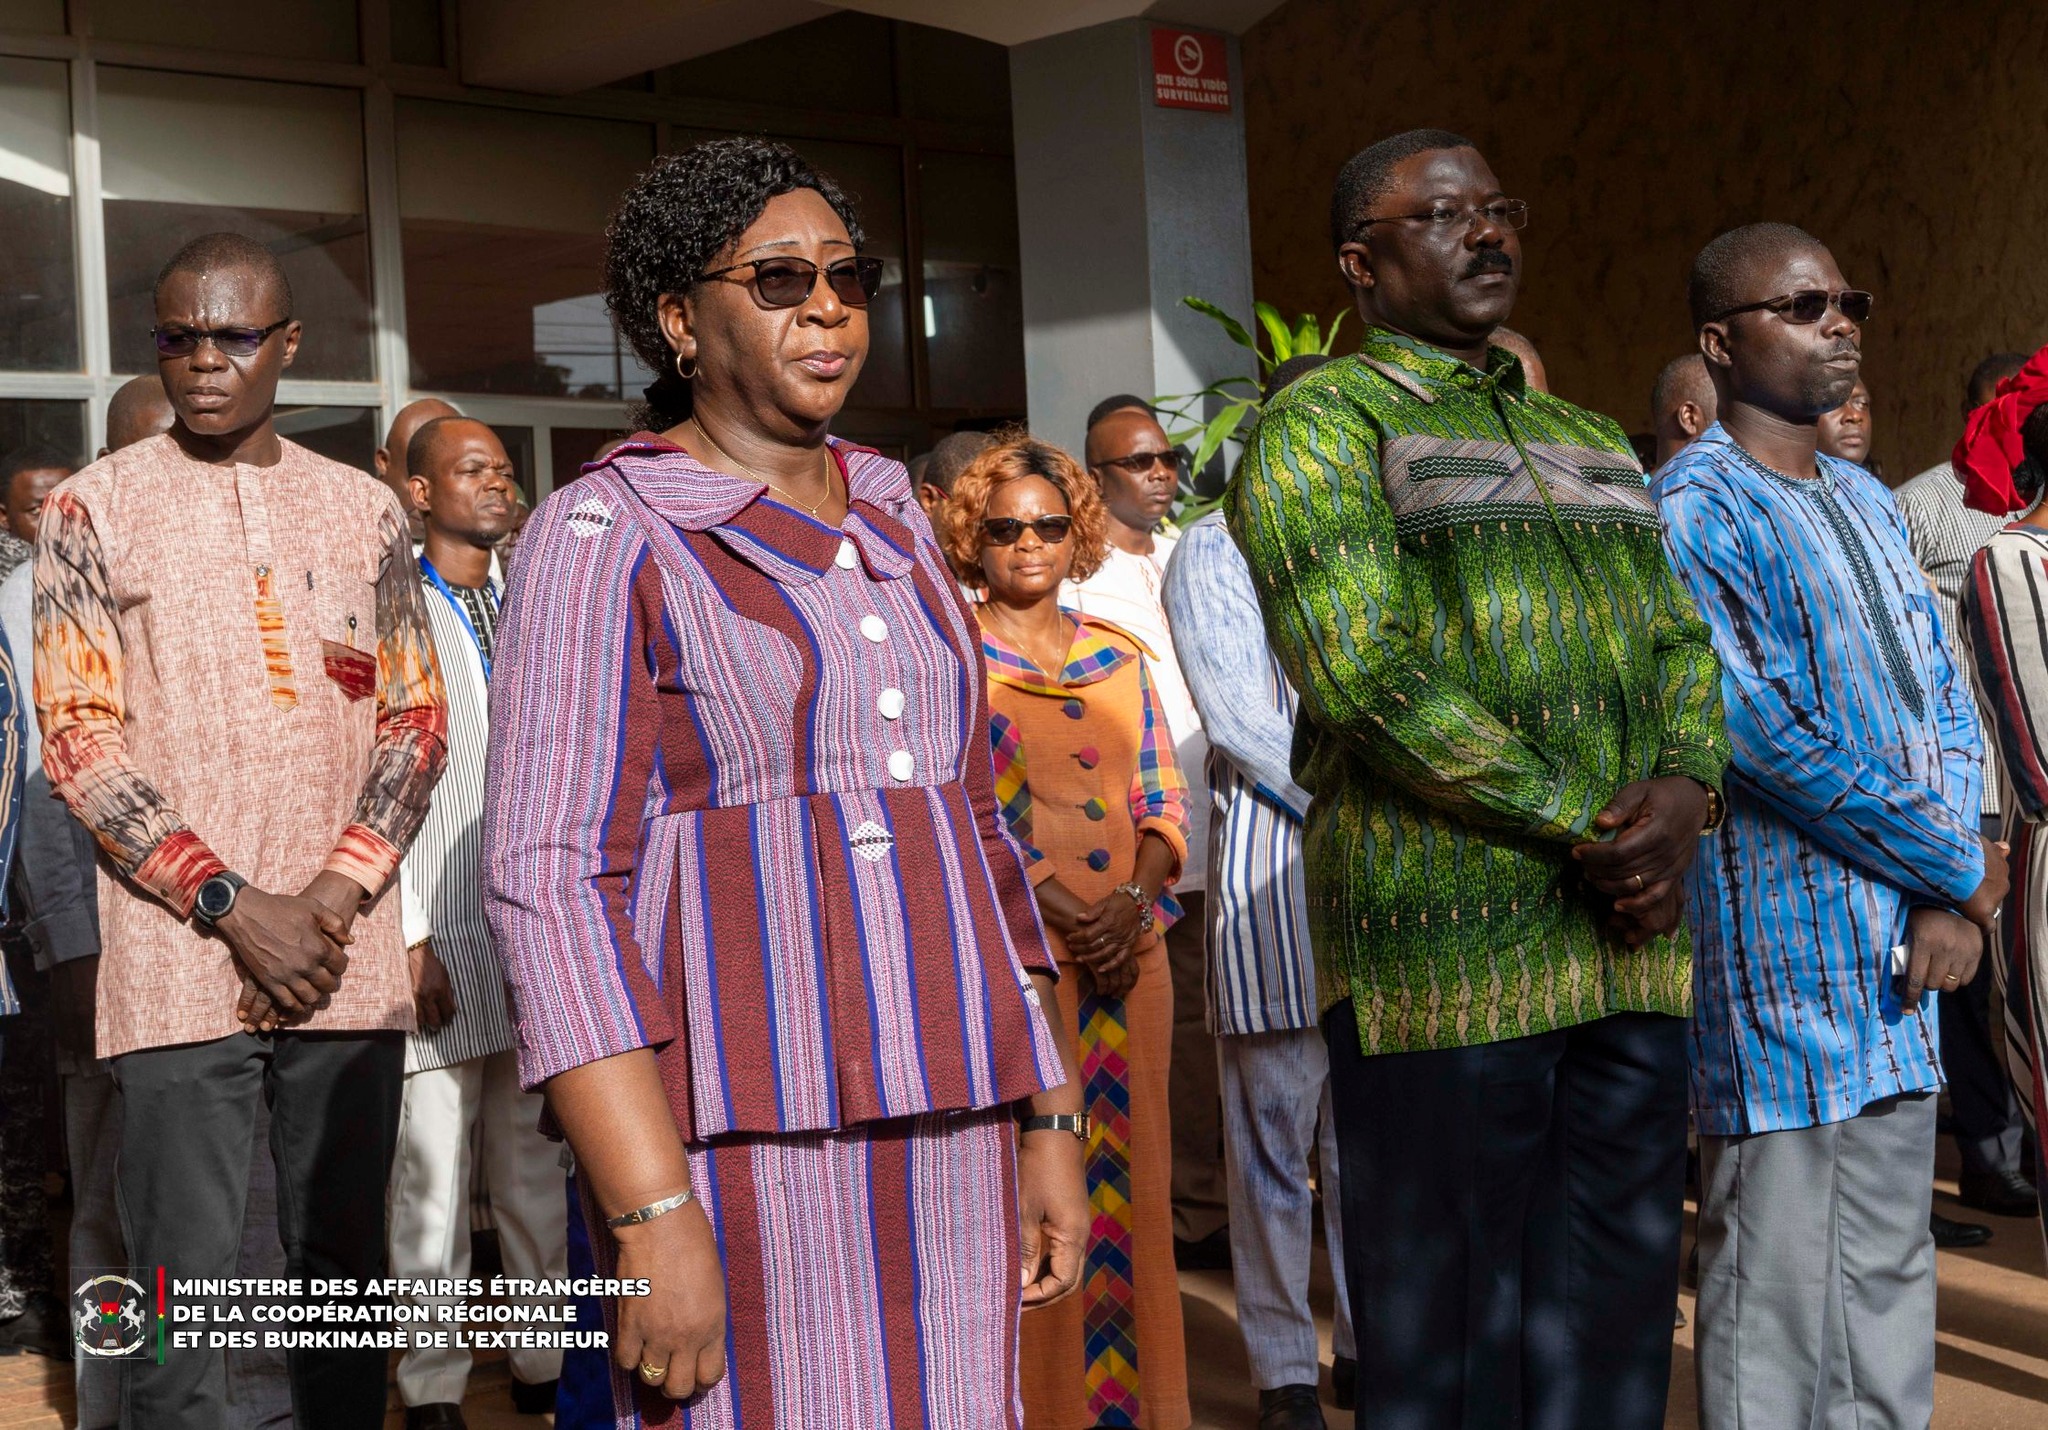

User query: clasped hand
[1572,776,1711,948]
[227,871,361,1032]
[1061,892,1145,998]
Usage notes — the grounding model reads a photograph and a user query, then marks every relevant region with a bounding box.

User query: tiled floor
[4,1177,2042,1428]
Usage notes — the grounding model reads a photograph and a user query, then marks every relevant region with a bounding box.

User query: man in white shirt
[389,417,566,1430]
[1065,394,1228,1263]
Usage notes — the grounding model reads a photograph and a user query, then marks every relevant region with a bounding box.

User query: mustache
[1463,248,1515,278]
[1823,344,1861,363]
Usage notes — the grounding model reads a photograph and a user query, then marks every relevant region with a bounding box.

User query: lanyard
[418,554,498,683]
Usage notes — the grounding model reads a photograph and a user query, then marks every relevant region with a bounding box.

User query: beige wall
[1242,0,2046,478]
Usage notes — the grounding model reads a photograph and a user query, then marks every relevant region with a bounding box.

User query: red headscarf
[1957,342,2048,513]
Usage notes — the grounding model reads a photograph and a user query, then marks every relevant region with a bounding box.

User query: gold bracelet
[605,1188,694,1229]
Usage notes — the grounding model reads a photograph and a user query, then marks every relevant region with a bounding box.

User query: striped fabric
[1653,425,1983,1136]
[578,1107,1023,1429]
[1230,332,1727,1056]
[1898,461,2008,816]
[483,435,1064,1140]
[0,638,22,1017]
[400,564,513,1074]
[1160,511,1316,1035]
[1960,524,2048,1234]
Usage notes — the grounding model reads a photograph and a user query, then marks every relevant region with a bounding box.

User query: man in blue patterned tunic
[1652,222,2008,1430]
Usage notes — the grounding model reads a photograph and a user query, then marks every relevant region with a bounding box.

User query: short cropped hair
[405,414,489,478]
[1264,353,1332,402]
[155,232,294,315]
[1330,128,1475,251]
[1650,353,1713,420]
[1,444,72,495]
[940,432,1109,590]
[1687,222,1819,330]
[1968,352,2030,407]
[1085,394,1154,436]
[920,430,994,497]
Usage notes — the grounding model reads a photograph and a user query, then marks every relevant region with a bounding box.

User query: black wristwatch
[193,872,248,928]
[1017,1112,1092,1142]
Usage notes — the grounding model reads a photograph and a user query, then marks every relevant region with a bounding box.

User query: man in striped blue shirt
[1164,409,1353,1429]
[1653,223,2006,1430]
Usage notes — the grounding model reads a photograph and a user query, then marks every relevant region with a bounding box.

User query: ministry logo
[72,1275,148,1358]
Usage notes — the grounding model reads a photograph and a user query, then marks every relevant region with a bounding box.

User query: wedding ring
[1943,974,1960,983]
[639,1362,669,1384]
[1629,874,1645,891]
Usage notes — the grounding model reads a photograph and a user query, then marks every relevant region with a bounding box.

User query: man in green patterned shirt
[1229,128,1728,1430]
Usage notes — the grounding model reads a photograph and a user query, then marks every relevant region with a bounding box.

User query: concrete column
[1010,19,1255,487]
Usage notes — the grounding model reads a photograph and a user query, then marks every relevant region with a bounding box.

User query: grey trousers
[1695,1091,1938,1430]
[1218,1028,1352,1389]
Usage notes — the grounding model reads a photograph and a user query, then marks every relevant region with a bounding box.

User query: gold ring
[1630,874,1645,891]
[1943,974,1960,983]
[639,1362,668,1384]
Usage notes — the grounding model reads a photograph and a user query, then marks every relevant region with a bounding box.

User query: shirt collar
[980,610,1143,695]
[592,432,919,585]
[1354,327,1529,404]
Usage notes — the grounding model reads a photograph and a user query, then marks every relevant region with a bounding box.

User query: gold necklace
[690,418,836,517]
[982,604,1070,678]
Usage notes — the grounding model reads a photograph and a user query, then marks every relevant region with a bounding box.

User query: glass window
[918,152,1024,414]
[276,405,375,472]
[92,0,360,63]
[487,424,536,503]
[0,2,64,35]
[0,399,85,468]
[99,70,372,381]
[0,57,77,371]
[550,426,627,487]
[398,100,654,398]
[901,26,1011,127]
[659,13,896,116]
[389,0,445,67]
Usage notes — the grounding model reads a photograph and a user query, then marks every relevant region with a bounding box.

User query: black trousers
[1326,1004,1688,1430]
[1943,816,2025,1178]
[111,1029,403,1430]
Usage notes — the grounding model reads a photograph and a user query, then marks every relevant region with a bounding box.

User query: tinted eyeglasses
[980,515,1073,546]
[697,256,886,310]
[151,317,293,358]
[1710,289,1873,325]
[1094,449,1187,477]
[1359,199,1530,234]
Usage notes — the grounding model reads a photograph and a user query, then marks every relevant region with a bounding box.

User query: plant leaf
[1182,296,1256,352]
[1320,309,1347,354]
[1253,301,1293,364]
[1190,398,1258,476]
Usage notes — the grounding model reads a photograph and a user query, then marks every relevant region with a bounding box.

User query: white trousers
[386,1049,567,1406]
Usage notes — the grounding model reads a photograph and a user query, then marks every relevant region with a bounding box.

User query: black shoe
[0,1293,73,1359]
[1331,1354,1356,1411]
[1685,1241,1700,1289]
[1258,1383,1327,1430]
[404,1404,467,1430]
[1931,1210,1992,1248]
[510,1375,559,1415]
[1172,1226,1232,1271]
[1958,1168,2041,1218]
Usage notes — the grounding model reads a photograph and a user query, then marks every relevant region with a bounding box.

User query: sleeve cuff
[1136,816,1189,880]
[1025,857,1059,888]
[133,830,229,918]
[324,823,403,901]
[1654,743,1728,793]
[27,910,100,965]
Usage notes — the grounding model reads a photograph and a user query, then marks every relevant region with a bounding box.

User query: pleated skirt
[586,1107,1023,1429]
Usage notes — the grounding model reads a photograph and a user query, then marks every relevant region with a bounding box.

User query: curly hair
[940,432,1109,590]
[604,136,864,430]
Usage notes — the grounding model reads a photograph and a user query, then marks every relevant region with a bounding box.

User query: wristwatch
[193,872,249,927]
[1017,1112,1092,1142]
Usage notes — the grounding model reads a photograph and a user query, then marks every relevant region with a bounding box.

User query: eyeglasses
[1358,199,1530,235]
[980,515,1073,546]
[1093,449,1187,477]
[697,256,886,309]
[1710,289,1873,325]
[150,317,293,358]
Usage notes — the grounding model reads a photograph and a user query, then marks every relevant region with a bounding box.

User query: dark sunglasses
[1711,289,1873,325]
[151,317,293,358]
[980,515,1073,546]
[697,256,886,310]
[1094,449,1187,477]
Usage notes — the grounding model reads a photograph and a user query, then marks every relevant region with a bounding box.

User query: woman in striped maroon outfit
[483,138,1089,1427]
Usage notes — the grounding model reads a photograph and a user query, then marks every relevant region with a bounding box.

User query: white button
[888,750,914,781]
[878,687,905,720]
[835,539,858,570]
[860,615,888,643]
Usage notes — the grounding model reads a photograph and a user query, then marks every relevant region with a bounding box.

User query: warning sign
[1151,27,1231,112]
